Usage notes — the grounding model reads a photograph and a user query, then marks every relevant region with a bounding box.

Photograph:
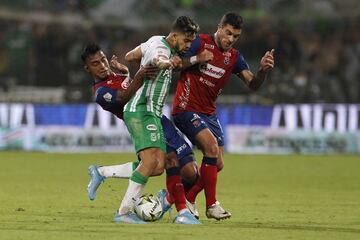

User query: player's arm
[238,49,275,90]
[110,55,129,74]
[180,35,213,69]
[117,65,159,104]
[125,46,142,62]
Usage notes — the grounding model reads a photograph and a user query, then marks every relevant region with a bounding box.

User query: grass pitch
[0,152,359,240]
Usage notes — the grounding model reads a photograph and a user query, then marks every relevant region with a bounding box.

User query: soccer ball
[134,194,163,221]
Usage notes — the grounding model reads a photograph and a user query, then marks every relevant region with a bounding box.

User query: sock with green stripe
[97,161,139,178]
[118,170,148,214]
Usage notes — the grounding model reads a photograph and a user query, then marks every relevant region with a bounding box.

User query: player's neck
[213,32,225,52]
[165,35,175,49]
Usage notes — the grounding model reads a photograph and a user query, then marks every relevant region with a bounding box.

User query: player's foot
[173,210,201,224]
[157,189,172,219]
[87,165,105,200]
[114,211,147,224]
[206,201,232,220]
[186,200,199,219]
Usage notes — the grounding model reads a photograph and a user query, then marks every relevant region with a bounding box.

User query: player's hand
[110,55,129,74]
[259,49,275,72]
[197,49,213,63]
[137,64,160,80]
[170,56,182,69]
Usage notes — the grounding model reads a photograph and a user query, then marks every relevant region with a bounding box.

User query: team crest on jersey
[204,43,214,49]
[224,57,230,65]
[103,92,112,102]
[146,124,157,131]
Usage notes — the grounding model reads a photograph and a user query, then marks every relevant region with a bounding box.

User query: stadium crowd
[0,0,359,103]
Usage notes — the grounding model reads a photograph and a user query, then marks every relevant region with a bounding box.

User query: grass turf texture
[0,152,359,240]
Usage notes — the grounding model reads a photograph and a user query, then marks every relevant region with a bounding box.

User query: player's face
[175,32,196,54]
[84,51,110,80]
[217,24,242,51]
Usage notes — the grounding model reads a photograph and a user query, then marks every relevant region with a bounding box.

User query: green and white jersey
[124,36,176,117]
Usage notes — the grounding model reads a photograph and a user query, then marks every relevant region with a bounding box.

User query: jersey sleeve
[142,37,171,65]
[95,86,119,111]
[232,51,250,74]
[181,35,201,57]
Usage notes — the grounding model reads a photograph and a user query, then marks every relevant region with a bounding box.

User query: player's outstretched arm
[125,46,142,62]
[116,65,159,104]
[240,49,275,90]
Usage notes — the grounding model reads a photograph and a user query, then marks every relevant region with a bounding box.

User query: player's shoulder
[146,35,165,45]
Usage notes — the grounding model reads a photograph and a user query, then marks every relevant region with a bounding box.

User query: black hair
[81,43,101,63]
[171,16,199,37]
[219,12,243,29]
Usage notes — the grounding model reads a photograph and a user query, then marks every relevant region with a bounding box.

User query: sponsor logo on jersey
[204,43,214,49]
[146,124,157,131]
[199,77,215,87]
[103,92,113,102]
[176,143,188,155]
[199,63,225,79]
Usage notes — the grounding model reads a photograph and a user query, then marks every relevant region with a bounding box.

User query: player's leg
[87,150,164,201]
[174,112,231,220]
[158,115,200,224]
[87,161,138,200]
[115,112,165,224]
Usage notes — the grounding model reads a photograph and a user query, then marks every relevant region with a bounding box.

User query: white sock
[98,162,133,178]
[118,179,144,215]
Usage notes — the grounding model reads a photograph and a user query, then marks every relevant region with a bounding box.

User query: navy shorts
[173,111,224,146]
[161,115,194,168]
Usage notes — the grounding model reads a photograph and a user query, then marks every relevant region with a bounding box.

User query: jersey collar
[161,37,177,55]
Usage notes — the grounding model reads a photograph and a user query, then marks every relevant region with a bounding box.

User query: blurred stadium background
[0,0,359,153]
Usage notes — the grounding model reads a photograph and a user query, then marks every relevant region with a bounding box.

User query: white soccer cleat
[206,201,231,220]
[186,200,199,219]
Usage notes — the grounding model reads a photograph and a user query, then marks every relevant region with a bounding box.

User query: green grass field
[0,152,359,240]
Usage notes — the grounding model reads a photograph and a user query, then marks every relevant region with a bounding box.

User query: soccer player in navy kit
[82,42,200,224]
[172,12,275,220]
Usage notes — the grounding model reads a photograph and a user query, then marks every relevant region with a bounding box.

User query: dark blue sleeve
[232,51,250,74]
[181,35,201,57]
[95,86,119,111]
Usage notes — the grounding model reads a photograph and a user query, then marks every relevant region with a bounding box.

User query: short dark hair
[81,43,101,63]
[171,16,199,37]
[219,12,243,29]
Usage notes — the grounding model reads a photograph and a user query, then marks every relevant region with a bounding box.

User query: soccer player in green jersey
[115,16,199,224]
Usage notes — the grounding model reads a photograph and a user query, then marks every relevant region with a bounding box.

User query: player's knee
[217,161,224,172]
[204,142,219,157]
[180,162,198,183]
[165,152,178,168]
[152,164,164,176]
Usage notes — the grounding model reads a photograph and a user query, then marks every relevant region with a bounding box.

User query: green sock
[130,170,148,185]
[132,161,140,171]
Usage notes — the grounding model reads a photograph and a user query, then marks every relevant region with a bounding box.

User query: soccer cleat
[186,200,199,219]
[156,189,172,219]
[173,210,201,224]
[206,201,232,220]
[114,211,147,224]
[87,165,105,200]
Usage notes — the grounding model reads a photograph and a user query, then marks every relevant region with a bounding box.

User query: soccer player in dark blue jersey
[81,43,200,224]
